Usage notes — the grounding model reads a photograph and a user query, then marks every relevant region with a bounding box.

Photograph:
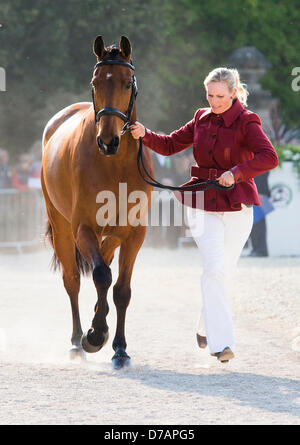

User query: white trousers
[187,204,253,353]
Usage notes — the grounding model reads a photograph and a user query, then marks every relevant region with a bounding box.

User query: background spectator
[0,148,11,188]
[249,172,271,257]
[29,140,42,177]
[11,153,34,190]
[147,146,194,248]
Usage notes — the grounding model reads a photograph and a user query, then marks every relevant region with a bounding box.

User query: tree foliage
[0,0,299,157]
[157,0,300,132]
[0,0,164,156]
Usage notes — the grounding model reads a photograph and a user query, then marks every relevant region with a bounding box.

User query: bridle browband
[91,58,234,192]
[91,59,137,135]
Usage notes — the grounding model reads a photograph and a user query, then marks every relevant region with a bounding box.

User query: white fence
[0,189,46,253]
[267,162,300,256]
[0,163,299,256]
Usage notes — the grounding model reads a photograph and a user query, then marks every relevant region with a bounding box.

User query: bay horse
[41,36,153,369]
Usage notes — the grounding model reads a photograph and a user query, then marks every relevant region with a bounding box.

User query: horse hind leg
[75,223,112,354]
[45,211,85,360]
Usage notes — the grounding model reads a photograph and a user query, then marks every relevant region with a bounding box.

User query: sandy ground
[0,244,299,425]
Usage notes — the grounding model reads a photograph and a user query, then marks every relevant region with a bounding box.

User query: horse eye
[126,81,132,90]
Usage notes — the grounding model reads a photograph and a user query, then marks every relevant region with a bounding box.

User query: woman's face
[206,81,237,114]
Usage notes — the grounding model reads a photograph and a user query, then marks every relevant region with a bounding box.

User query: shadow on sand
[97,365,300,418]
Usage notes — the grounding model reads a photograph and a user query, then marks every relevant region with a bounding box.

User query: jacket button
[212,133,217,138]
[208,149,213,155]
[217,119,222,125]
[212,165,217,168]
[211,198,216,203]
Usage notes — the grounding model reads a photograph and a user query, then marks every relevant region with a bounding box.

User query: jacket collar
[199,98,245,127]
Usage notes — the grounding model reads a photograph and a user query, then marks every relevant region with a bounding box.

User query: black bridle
[91,59,234,192]
[92,59,137,135]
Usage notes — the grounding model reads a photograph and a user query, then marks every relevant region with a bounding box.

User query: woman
[130,67,278,363]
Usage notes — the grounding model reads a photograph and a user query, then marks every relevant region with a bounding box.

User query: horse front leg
[75,223,112,353]
[43,200,84,361]
[112,228,146,369]
[112,283,132,369]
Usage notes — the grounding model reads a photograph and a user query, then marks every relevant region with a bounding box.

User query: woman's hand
[130,121,146,139]
[216,171,235,187]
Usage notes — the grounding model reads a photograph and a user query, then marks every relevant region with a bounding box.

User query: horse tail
[75,247,92,276]
[45,220,61,272]
[45,219,92,276]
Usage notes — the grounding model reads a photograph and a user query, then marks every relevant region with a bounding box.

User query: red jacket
[142,98,279,211]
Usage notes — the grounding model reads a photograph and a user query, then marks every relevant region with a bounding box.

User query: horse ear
[120,36,131,59]
[93,35,105,59]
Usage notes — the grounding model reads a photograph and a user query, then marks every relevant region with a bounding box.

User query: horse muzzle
[97,135,120,156]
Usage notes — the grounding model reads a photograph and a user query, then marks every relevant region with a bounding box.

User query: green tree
[0,0,299,157]
[0,0,164,157]
[155,0,300,134]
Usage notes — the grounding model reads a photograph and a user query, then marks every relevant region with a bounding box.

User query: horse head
[92,35,137,156]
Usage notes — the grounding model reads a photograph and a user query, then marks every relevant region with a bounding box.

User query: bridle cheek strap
[92,59,138,134]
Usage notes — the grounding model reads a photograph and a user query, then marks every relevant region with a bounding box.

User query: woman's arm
[230,115,279,183]
[130,113,196,156]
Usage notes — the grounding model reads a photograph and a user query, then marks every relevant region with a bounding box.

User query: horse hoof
[81,329,109,353]
[69,347,86,361]
[112,350,131,370]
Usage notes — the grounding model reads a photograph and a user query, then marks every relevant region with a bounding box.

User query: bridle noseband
[91,59,137,135]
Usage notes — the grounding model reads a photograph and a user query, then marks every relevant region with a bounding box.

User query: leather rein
[91,59,234,192]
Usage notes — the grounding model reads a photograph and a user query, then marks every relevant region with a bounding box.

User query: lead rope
[136,137,234,192]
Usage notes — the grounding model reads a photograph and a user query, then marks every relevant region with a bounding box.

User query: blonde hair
[204,67,249,106]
